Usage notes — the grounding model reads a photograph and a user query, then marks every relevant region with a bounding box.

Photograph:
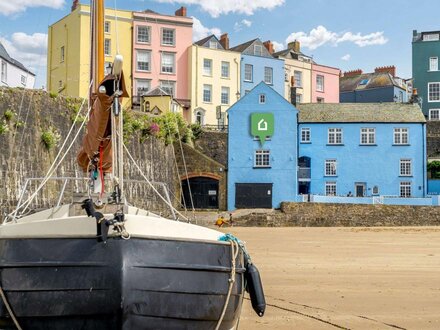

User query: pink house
[132,7,192,108]
[311,63,340,103]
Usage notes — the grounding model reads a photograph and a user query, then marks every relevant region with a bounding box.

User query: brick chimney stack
[343,69,363,77]
[374,65,396,77]
[175,6,187,16]
[71,0,79,12]
[219,33,229,50]
[287,40,301,53]
[263,40,274,54]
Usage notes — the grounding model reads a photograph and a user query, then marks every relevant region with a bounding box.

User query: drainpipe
[48,25,53,90]
[234,57,240,100]
[195,45,198,109]
[423,123,427,197]
[64,23,68,94]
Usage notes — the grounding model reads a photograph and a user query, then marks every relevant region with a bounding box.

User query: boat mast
[91,0,104,94]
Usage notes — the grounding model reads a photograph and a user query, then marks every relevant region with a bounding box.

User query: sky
[0,0,439,89]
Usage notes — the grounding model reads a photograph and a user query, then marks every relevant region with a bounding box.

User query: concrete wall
[194,131,227,166]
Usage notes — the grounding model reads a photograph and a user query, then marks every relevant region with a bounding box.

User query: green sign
[251,113,274,145]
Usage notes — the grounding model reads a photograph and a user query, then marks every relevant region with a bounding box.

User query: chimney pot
[287,40,300,53]
[263,40,274,55]
[219,33,229,50]
[175,6,187,16]
[343,69,363,77]
[71,0,79,12]
[374,65,396,77]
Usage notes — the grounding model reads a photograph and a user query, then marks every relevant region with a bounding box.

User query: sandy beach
[220,227,440,330]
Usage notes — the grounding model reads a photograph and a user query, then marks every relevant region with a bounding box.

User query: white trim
[360,127,376,145]
[300,127,311,143]
[428,82,440,102]
[244,64,253,82]
[136,25,151,44]
[254,149,270,168]
[399,158,412,176]
[429,57,438,71]
[161,27,176,47]
[429,108,440,120]
[324,159,337,176]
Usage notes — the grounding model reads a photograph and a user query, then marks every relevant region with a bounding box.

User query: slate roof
[230,38,258,53]
[144,87,170,96]
[0,41,35,76]
[194,35,215,46]
[297,103,426,123]
[272,48,310,60]
[340,72,403,92]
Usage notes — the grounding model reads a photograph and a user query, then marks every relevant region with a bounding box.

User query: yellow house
[47,3,132,106]
[139,87,183,115]
[188,34,241,126]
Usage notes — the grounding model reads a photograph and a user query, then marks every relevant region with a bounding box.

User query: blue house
[297,103,427,198]
[227,82,298,210]
[230,39,284,97]
[340,67,409,103]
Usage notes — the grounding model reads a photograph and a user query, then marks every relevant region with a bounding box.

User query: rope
[0,284,22,330]
[215,240,239,330]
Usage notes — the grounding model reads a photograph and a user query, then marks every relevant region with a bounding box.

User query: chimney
[263,40,274,54]
[219,33,229,50]
[374,65,396,77]
[343,69,363,77]
[175,6,187,16]
[71,0,79,12]
[287,40,300,53]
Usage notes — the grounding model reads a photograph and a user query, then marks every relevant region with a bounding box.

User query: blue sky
[0,0,439,89]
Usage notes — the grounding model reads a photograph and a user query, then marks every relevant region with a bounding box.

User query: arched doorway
[181,177,219,209]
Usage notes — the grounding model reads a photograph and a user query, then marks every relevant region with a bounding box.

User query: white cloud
[0,0,64,16]
[192,17,221,42]
[241,19,252,27]
[286,25,388,50]
[341,54,351,61]
[153,0,284,17]
[234,19,252,32]
[272,41,284,52]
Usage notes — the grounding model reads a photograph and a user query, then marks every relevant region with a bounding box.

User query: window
[430,57,438,71]
[423,33,440,41]
[209,40,217,49]
[221,87,229,105]
[203,58,212,76]
[317,97,324,103]
[328,128,342,145]
[428,82,440,102]
[325,159,337,176]
[160,80,176,97]
[372,186,379,195]
[161,28,175,46]
[221,61,230,78]
[58,80,63,89]
[316,75,324,92]
[294,71,302,87]
[254,44,263,56]
[301,128,311,143]
[104,39,111,56]
[244,64,253,82]
[161,52,175,74]
[1,61,7,83]
[264,67,273,85]
[429,109,440,120]
[255,150,270,168]
[360,128,375,145]
[400,182,411,197]
[60,46,65,62]
[359,79,369,85]
[137,26,151,43]
[400,159,412,176]
[136,79,151,96]
[21,75,26,86]
[259,94,266,104]
[394,128,409,144]
[203,84,212,103]
[325,182,337,196]
[196,111,204,125]
[136,50,151,71]
[296,94,302,104]
[104,21,111,34]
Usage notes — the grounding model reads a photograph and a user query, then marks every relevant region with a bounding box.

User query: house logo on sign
[251,113,274,146]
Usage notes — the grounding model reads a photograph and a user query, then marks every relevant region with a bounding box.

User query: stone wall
[194,130,227,166]
[427,121,440,157]
[231,202,440,227]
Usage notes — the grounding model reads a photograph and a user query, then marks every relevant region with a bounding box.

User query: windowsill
[137,41,151,45]
[428,100,440,103]
[359,144,377,146]
[265,82,273,86]
[221,103,229,106]
[253,166,272,169]
[203,74,213,77]
[399,175,413,177]
[393,144,410,146]
[244,80,253,83]
[295,86,303,89]
[161,44,176,47]
[300,141,311,144]
[221,77,230,80]
[326,144,344,146]
[203,101,213,104]
[428,70,439,72]
[160,72,176,76]
[316,90,324,93]
[324,175,338,177]
[136,70,152,73]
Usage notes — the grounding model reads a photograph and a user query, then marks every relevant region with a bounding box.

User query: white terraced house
[0,41,35,89]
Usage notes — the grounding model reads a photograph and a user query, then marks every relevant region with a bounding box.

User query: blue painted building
[227,82,297,210]
[230,39,284,97]
[297,103,427,198]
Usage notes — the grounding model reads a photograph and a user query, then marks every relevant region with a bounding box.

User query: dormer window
[254,44,262,56]
[259,94,266,104]
[209,39,217,49]
[359,79,369,85]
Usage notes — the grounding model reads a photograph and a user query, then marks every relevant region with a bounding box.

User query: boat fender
[244,257,266,317]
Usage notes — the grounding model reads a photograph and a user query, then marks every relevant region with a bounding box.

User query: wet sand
[220,227,440,330]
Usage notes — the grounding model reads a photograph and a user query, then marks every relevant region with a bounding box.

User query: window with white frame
[221,61,230,78]
[430,57,438,71]
[360,128,375,145]
[294,71,302,87]
[400,159,412,176]
[137,26,151,43]
[104,39,111,56]
[423,33,440,41]
[221,87,230,104]
[259,94,266,104]
[428,82,440,102]
[209,39,217,49]
[60,46,65,62]
[136,79,151,96]
[161,28,175,46]
[196,111,204,125]
[264,67,273,84]
[160,80,176,97]
[254,44,262,56]
[254,150,270,167]
[325,159,337,176]
[203,58,212,76]
[429,109,440,120]
[296,94,302,104]
[316,75,324,92]
[21,75,26,86]
[400,181,411,197]
[328,128,342,144]
[161,52,175,74]
[1,61,7,82]
[203,84,212,103]
[394,128,409,144]
[301,128,311,143]
[136,50,151,71]
[104,21,111,34]
[325,182,337,196]
[244,64,253,82]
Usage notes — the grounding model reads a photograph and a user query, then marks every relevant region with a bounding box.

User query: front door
[355,183,366,197]
[235,183,273,209]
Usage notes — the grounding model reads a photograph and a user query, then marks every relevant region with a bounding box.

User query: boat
[0,1,265,329]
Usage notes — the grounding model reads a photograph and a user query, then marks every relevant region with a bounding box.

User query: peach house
[311,63,340,103]
[132,7,192,109]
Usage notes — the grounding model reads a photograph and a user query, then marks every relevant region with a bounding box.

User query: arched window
[196,111,203,125]
[145,101,150,112]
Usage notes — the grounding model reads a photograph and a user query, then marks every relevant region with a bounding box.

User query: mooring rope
[0,284,22,330]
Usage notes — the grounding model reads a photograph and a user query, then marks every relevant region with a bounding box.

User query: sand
[220,227,440,330]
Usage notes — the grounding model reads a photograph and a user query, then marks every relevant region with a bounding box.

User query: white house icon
[258,119,268,131]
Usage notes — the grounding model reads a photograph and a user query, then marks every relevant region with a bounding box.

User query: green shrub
[190,123,203,140]
[41,127,61,151]
[428,161,440,179]
[49,91,58,99]
[0,120,9,134]
[4,109,15,121]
